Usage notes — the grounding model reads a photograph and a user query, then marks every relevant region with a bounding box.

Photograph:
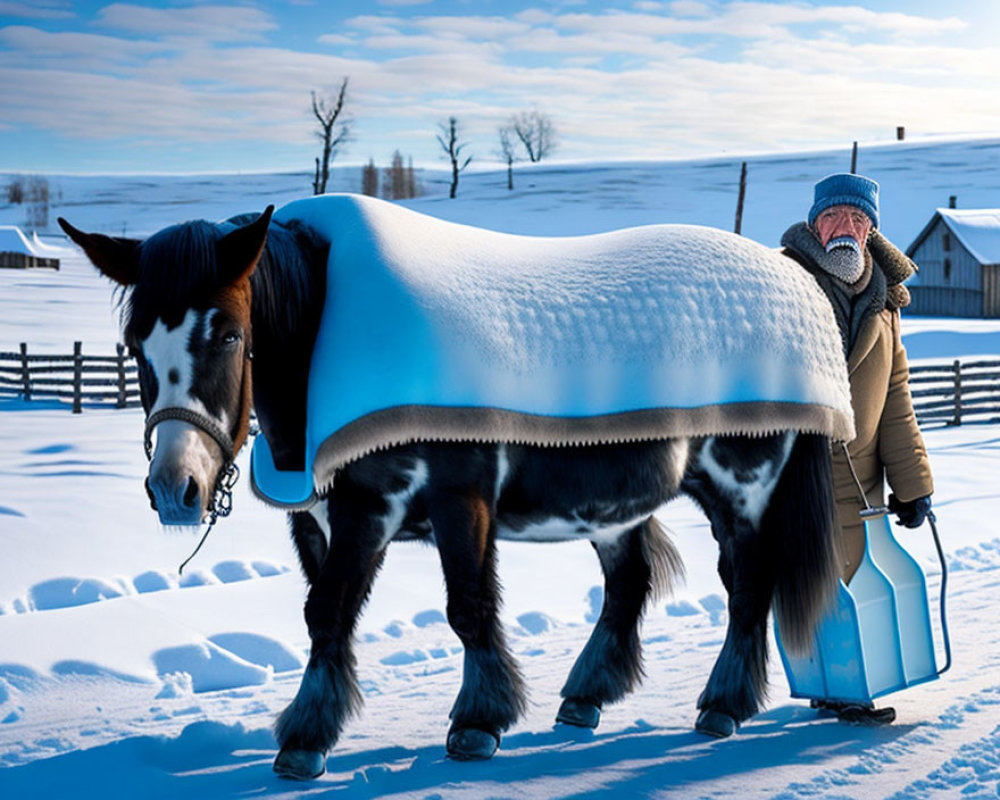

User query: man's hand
[888,494,932,528]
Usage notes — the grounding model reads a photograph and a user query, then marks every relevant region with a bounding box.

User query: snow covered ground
[2,140,1000,799]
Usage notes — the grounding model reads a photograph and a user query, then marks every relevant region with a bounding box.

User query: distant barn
[0,225,60,269]
[905,208,1000,317]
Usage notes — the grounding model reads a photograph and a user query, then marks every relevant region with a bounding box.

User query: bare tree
[384,150,406,200]
[497,126,518,190]
[511,109,556,163]
[437,117,472,199]
[25,176,50,231]
[379,151,419,200]
[311,78,350,195]
[406,155,417,199]
[361,158,379,197]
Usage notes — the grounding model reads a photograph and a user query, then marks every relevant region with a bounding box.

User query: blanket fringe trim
[303,401,853,498]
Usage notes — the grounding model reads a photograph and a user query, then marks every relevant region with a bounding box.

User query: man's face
[813,204,872,247]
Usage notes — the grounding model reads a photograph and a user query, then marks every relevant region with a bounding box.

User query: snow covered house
[905,208,1000,317]
[0,225,60,269]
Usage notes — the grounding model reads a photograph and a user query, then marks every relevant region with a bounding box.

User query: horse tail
[641,515,685,605]
[765,432,840,655]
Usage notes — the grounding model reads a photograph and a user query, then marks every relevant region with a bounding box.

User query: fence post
[73,341,83,414]
[952,359,962,426]
[116,343,127,408]
[734,161,748,235]
[20,342,30,401]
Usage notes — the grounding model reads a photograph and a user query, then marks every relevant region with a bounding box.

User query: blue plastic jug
[776,513,948,704]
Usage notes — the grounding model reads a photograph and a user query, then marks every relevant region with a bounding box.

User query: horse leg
[273,495,388,780]
[428,488,527,760]
[557,517,680,729]
[287,504,329,584]
[690,432,839,737]
[694,513,776,737]
[682,434,792,738]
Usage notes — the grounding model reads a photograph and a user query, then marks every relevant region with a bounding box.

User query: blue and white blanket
[251,194,853,508]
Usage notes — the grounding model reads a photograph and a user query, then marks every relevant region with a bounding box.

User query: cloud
[668,1,709,15]
[3,0,996,172]
[95,3,277,42]
[0,1,73,20]
[410,15,533,39]
[0,25,167,68]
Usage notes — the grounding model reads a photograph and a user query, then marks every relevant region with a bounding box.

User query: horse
[59,197,844,781]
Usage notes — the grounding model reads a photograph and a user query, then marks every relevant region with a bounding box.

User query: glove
[888,493,932,528]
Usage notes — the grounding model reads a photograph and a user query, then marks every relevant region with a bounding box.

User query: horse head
[58,206,274,526]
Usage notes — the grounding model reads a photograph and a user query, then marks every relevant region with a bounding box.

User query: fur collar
[781,223,916,310]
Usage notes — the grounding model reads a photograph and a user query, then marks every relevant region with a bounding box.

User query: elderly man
[780,173,934,724]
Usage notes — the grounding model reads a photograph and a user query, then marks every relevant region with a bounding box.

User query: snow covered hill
[2,141,1000,799]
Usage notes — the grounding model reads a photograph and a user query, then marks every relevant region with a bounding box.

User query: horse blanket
[250,194,854,508]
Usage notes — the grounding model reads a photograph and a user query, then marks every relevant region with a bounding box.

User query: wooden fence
[0,342,139,413]
[1,343,999,426]
[910,359,1000,427]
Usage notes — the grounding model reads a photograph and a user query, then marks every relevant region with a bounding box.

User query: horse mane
[122,220,224,342]
[120,214,326,347]
[240,215,327,344]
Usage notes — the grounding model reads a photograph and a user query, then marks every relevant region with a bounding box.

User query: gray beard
[822,236,865,283]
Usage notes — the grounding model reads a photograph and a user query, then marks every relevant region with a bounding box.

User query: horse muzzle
[145,418,223,526]
[146,464,210,526]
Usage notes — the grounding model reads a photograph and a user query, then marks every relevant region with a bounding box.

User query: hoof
[446,725,500,760]
[695,709,739,739]
[811,698,896,725]
[556,697,602,729]
[273,747,326,780]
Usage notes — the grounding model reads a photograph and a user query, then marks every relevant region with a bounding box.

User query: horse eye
[221,330,241,345]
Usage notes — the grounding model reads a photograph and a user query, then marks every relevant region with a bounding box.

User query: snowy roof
[0,225,70,257]
[906,208,1000,265]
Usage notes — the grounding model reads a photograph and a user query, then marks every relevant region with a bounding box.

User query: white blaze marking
[308,501,333,550]
[378,459,428,547]
[144,309,208,418]
[697,433,794,528]
[495,445,510,506]
[495,514,647,544]
[142,308,228,484]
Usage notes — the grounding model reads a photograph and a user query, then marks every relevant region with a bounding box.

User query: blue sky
[2,0,1000,174]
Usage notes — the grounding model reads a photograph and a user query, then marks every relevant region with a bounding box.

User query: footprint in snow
[28,576,123,611]
[25,444,75,455]
[665,600,701,617]
[212,560,256,583]
[250,560,287,577]
[51,660,150,684]
[412,609,446,628]
[133,570,175,594]
[378,648,454,666]
[517,611,556,635]
[383,620,409,638]
[0,663,42,692]
[152,642,270,693]
[698,594,727,626]
[178,570,219,588]
[208,633,304,673]
[585,585,604,623]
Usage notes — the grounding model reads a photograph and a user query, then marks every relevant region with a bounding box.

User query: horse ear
[57,217,140,286]
[218,205,274,285]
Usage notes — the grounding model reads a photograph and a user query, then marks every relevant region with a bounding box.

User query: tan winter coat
[832,306,934,580]
[782,227,934,581]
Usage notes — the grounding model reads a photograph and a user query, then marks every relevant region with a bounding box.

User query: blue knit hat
[808,173,879,229]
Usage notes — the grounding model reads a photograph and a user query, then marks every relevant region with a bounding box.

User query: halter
[143,406,242,573]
